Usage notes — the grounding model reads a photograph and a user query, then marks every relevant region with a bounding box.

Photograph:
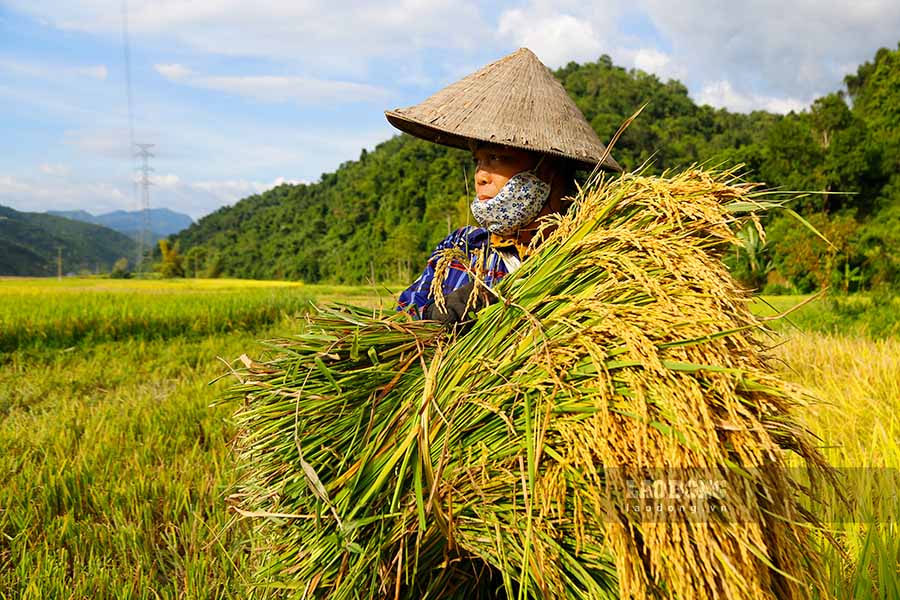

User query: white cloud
[153,173,181,186]
[57,115,394,188]
[39,163,71,177]
[638,0,900,102]
[74,65,108,80]
[63,129,133,159]
[617,46,690,83]
[7,0,900,113]
[0,174,128,214]
[271,176,304,187]
[696,80,807,114]
[495,1,900,111]
[761,97,810,115]
[7,0,488,77]
[193,176,304,199]
[154,63,191,80]
[0,57,109,81]
[192,74,389,104]
[191,180,258,195]
[0,57,46,78]
[153,63,389,104]
[152,176,308,218]
[494,2,689,82]
[0,81,114,123]
[632,48,670,75]
[0,175,34,196]
[498,10,604,68]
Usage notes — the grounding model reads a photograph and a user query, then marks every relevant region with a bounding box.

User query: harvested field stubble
[228,169,837,599]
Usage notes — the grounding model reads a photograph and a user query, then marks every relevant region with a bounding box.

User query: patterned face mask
[470,171,551,236]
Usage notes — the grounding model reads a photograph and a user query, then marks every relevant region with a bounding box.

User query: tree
[810,93,852,150]
[157,239,185,278]
[768,213,861,293]
[204,252,224,279]
[110,257,130,279]
[726,222,771,291]
[184,246,208,278]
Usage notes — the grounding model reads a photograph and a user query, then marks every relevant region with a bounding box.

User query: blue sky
[2,1,899,220]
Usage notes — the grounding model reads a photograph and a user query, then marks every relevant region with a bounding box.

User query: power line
[121,0,150,272]
[120,0,136,154]
[122,0,144,272]
[135,143,154,272]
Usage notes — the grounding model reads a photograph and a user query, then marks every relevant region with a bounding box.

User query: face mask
[470,171,551,236]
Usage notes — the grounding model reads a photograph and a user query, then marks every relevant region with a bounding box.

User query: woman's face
[472,146,538,202]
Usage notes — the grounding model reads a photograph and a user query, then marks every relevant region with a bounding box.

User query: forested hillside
[0,205,136,276]
[174,44,900,292]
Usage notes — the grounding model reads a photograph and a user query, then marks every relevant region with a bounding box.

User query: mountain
[173,45,900,292]
[0,205,137,276]
[47,208,194,241]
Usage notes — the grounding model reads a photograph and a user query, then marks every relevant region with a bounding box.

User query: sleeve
[396,227,477,318]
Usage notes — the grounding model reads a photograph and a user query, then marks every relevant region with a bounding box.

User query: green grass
[1,334,255,598]
[0,278,401,599]
[1,278,897,598]
[752,291,900,338]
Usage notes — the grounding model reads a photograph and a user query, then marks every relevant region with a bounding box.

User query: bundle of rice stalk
[225,168,835,599]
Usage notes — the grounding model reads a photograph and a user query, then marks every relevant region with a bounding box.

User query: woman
[387,48,621,327]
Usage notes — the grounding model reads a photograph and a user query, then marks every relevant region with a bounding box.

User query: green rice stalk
[226,168,836,599]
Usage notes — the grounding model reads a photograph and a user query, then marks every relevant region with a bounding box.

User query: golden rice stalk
[227,168,835,599]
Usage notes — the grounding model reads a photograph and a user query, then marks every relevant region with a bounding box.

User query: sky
[1,1,899,221]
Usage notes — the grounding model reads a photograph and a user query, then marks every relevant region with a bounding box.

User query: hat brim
[385,110,623,173]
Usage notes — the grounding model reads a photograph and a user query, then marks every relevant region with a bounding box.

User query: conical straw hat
[385,48,621,172]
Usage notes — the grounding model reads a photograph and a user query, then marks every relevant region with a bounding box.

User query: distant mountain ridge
[1,205,137,276]
[47,208,194,241]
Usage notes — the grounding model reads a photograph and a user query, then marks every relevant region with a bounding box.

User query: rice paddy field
[1,277,897,598]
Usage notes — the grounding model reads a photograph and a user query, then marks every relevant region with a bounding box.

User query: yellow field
[0,276,395,303]
[1,278,897,598]
[769,332,900,597]
[779,333,900,467]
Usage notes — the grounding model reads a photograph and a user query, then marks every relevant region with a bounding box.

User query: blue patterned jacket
[397,226,521,318]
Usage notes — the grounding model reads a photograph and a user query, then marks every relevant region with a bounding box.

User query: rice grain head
[228,168,835,599]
